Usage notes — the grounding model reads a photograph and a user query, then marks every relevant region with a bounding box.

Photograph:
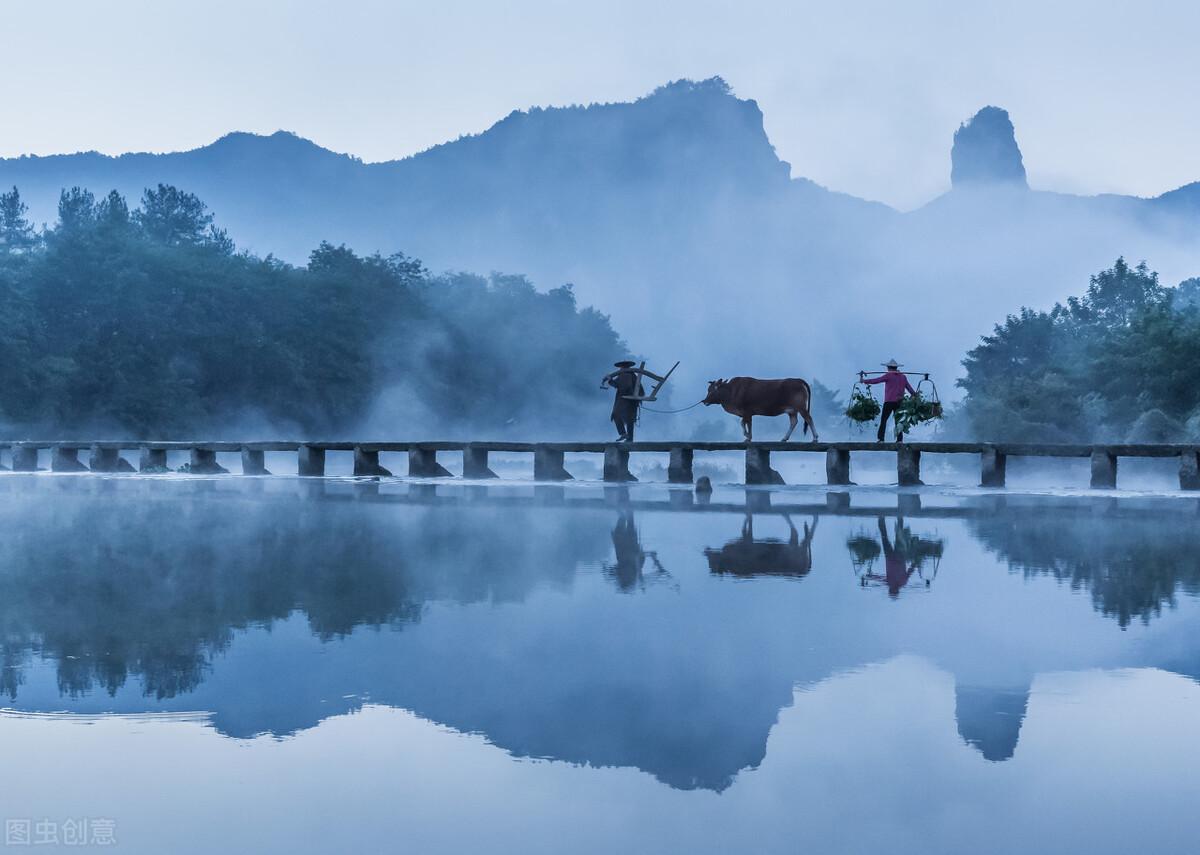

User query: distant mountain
[951,106,1028,188]
[3,77,1198,405]
[3,78,866,263]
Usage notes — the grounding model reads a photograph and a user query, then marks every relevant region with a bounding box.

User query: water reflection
[705,515,817,578]
[848,516,944,596]
[954,684,1030,762]
[0,477,1199,796]
[605,510,673,592]
[0,478,610,703]
[968,509,1200,628]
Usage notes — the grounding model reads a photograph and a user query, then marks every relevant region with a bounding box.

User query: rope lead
[640,399,706,414]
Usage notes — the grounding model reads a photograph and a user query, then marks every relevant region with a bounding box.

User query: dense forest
[0,185,624,437]
[959,257,1200,442]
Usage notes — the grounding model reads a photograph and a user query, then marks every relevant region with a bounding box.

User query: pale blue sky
[4,0,1198,209]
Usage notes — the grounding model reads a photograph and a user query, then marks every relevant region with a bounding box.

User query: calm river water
[1,474,1199,853]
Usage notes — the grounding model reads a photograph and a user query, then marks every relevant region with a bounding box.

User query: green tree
[0,186,35,251]
[1174,277,1200,312]
[134,183,215,247]
[1063,257,1166,329]
[96,189,132,233]
[959,258,1200,442]
[0,183,625,438]
[55,187,97,236]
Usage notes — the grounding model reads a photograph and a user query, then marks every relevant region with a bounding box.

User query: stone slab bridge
[2,440,1199,490]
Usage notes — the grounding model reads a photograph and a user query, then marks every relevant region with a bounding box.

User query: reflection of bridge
[302,479,1200,524]
[3,439,1200,489]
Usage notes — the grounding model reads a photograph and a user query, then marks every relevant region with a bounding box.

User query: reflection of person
[608,511,645,591]
[602,360,644,442]
[605,511,671,592]
[860,358,916,442]
[877,516,918,598]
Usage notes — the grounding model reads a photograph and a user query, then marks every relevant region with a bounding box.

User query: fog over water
[2,473,1199,853]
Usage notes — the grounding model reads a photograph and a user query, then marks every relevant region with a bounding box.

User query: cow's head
[703,379,729,406]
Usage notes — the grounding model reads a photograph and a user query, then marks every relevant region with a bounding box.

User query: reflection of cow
[705,515,818,578]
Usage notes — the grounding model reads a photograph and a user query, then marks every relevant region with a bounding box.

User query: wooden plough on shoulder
[622,361,679,402]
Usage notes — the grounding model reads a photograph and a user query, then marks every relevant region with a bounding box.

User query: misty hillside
[3,78,1199,403]
[2,79,875,262]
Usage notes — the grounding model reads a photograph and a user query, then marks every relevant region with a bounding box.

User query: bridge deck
[3,439,1197,457]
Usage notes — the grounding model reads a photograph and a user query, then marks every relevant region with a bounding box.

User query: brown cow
[702,376,819,442]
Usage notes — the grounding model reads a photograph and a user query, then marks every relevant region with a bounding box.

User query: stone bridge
[3,440,1199,490]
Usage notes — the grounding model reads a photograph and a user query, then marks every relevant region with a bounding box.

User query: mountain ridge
[7,77,1198,216]
[1,77,1197,397]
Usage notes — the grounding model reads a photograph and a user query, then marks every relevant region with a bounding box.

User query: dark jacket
[611,369,644,419]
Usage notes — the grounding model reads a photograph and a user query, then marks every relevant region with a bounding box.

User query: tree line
[0,184,623,437]
[958,257,1200,443]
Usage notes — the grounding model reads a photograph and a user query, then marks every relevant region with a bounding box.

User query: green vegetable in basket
[845,388,881,423]
[895,393,943,434]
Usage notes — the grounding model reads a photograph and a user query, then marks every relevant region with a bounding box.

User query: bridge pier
[12,447,39,472]
[980,447,1006,487]
[51,447,88,472]
[745,447,784,485]
[667,447,693,484]
[668,487,694,508]
[897,446,922,486]
[353,447,392,477]
[241,448,269,475]
[745,489,773,513]
[603,445,636,482]
[1090,449,1117,489]
[297,445,326,477]
[11,447,36,471]
[534,446,572,481]
[462,445,499,479]
[89,446,127,473]
[1180,450,1200,490]
[825,448,852,485]
[898,493,922,514]
[190,448,228,474]
[826,490,851,511]
[140,448,168,472]
[409,447,452,478]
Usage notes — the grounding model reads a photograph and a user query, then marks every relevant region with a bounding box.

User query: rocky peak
[951,106,1027,188]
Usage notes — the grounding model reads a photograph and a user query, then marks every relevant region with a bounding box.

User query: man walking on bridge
[861,359,916,443]
[602,360,644,442]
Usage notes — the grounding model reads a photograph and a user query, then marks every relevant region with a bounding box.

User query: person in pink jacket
[860,359,916,442]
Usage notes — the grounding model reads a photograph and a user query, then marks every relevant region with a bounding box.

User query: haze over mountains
[4,77,1198,404]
